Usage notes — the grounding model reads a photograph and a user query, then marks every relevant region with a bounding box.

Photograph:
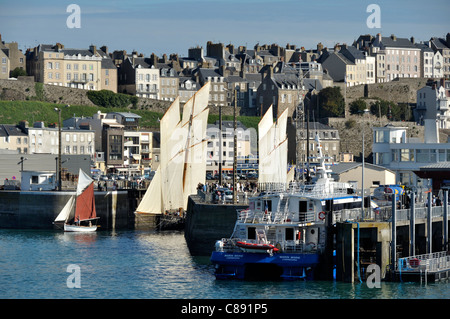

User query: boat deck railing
[398,251,450,273]
[217,237,322,254]
[259,181,352,198]
[237,209,316,224]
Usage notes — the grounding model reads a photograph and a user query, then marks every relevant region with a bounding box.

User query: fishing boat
[210,130,364,280]
[53,168,99,232]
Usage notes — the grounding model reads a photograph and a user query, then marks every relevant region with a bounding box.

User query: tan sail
[135,83,210,215]
[258,106,288,185]
[135,168,162,214]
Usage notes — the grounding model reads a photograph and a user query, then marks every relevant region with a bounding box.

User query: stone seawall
[184,195,248,256]
[0,190,133,230]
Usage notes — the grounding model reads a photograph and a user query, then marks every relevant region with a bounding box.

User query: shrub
[87,90,138,108]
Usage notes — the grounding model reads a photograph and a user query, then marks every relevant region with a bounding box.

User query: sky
[1,0,449,57]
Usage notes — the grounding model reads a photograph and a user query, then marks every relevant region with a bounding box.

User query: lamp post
[361,108,369,219]
[55,104,69,191]
[54,107,62,191]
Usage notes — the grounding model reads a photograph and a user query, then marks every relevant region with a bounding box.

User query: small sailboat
[54,169,99,232]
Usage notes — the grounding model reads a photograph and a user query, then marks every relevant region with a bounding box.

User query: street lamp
[55,104,69,191]
[361,108,369,219]
[18,156,28,172]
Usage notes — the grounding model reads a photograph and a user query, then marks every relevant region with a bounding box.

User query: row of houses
[2,32,449,116]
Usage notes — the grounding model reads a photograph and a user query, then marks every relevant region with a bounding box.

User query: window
[2,57,6,64]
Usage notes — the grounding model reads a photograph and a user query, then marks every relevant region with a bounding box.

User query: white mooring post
[391,194,396,274]
[427,192,432,254]
[444,190,448,252]
[410,191,415,257]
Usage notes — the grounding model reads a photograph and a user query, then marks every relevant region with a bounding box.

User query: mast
[233,89,237,204]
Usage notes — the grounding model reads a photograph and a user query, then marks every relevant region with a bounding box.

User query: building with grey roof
[429,34,450,79]
[329,162,396,194]
[0,124,28,154]
[371,33,421,81]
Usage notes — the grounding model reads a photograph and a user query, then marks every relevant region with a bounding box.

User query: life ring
[409,258,420,268]
[318,211,326,220]
[275,242,282,252]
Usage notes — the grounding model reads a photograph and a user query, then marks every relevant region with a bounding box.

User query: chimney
[18,120,29,131]
[89,45,97,54]
[410,37,415,44]
[391,34,397,41]
[317,42,323,54]
[377,33,382,42]
[100,45,108,54]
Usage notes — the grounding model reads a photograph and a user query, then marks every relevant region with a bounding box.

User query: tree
[10,67,27,78]
[349,98,368,115]
[318,87,345,118]
[369,99,394,118]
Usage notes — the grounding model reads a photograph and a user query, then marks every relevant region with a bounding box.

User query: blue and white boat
[210,134,364,280]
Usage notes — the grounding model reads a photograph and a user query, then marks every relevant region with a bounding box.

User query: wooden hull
[64,224,97,232]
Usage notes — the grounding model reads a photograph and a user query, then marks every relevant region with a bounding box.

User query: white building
[123,130,153,176]
[416,82,450,129]
[372,121,450,187]
[432,50,444,78]
[28,122,95,156]
[205,121,253,174]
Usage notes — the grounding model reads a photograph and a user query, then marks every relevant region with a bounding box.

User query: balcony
[438,99,449,111]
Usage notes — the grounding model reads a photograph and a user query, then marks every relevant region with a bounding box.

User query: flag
[264,201,268,214]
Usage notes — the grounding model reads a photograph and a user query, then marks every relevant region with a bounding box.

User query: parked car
[213,188,238,203]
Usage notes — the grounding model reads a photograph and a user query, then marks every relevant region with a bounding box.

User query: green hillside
[0,100,260,130]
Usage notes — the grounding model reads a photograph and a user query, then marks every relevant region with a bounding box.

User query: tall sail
[135,82,210,214]
[160,97,185,212]
[181,82,210,210]
[135,168,162,214]
[74,169,96,222]
[258,106,288,185]
[54,195,75,223]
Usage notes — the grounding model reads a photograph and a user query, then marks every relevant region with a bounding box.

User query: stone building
[256,62,302,118]
[118,55,160,99]
[26,43,115,91]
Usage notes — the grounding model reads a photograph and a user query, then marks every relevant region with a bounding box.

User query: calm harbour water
[0,229,448,300]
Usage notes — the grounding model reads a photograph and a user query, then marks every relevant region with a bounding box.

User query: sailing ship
[54,168,99,232]
[210,109,364,280]
[135,82,210,223]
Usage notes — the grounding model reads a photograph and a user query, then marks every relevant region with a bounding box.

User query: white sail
[134,83,210,215]
[258,107,288,185]
[76,168,93,196]
[135,168,162,214]
[54,195,75,222]
[181,83,210,210]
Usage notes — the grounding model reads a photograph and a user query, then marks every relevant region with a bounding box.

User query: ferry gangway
[397,251,450,277]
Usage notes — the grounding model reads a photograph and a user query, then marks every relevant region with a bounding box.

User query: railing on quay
[398,251,450,273]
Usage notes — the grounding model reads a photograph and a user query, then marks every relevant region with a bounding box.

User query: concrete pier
[0,189,137,230]
[335,201,450,283]
[184,195,248,256]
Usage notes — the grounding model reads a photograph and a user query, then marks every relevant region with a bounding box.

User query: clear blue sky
[1,0,449,57]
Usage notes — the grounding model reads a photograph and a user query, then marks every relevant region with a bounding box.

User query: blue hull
[211,251,320,280]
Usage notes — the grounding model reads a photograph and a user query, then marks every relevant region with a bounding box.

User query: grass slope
[0,101,260,130]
